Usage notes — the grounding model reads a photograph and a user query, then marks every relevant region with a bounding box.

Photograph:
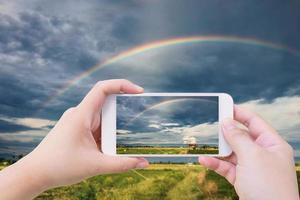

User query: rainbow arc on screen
[40,35,300,110]
[124,97,218,126]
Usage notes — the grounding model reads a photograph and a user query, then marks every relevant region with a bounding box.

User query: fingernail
[222,118,236,130]
[135,85,144,92]
[136,161,149,169]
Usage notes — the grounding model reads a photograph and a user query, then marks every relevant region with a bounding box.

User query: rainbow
[40,35,300,110]
[124,97,218,126]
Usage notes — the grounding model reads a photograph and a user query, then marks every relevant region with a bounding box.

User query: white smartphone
[101,93,233,157]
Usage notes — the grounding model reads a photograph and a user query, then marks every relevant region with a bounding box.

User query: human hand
[0,79,149,200]
[199,105,299,200]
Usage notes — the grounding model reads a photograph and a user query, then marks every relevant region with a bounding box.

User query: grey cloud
[0,138,38,158]
[94,44,300,103]
[0,119,37,133]
[0,1,151,119]
[0,10,114,118]
[0,0,299,159]
[137,0,300,48]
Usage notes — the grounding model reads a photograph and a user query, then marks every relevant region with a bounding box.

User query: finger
[78,79,143,117]
[92,125,101,150]
[199,156,236,185]
[220,153,237,165]
[222,118,256,161]
[234,105,277,139]
[94,155,149,174]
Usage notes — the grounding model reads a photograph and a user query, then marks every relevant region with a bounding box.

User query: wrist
[5,154,52,199]
[18,154,52,193]
[0,155,50,200]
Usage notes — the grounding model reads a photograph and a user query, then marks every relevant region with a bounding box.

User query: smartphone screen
[116,96,219,155]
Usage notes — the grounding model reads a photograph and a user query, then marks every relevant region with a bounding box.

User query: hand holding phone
[102,93,233,157]
[1,79,297,200]
[0,79,149,200]
[199,106,299,199]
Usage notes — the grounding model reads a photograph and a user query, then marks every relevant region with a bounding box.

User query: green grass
[1,162,299,199]
[117,147,218,154]
[35,164,237,200]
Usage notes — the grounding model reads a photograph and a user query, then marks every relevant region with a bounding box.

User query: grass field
[36,164,237,200]
[117,147,218,154]
[1,163,299,199]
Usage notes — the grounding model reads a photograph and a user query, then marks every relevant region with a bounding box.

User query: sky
[116,96,219,146]
[0,0,299,160]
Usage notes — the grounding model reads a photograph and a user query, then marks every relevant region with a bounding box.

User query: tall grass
[35,164,240,200]
[1,161,299,199]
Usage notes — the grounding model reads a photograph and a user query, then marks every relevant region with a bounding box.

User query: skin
[0,79,149,200]
[0,79,298,199]
[199,105,299,200]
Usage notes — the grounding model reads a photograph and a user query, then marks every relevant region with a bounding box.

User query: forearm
[0,156,49,200]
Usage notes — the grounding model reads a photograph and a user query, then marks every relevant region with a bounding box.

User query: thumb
[95,155,149,174]
[222,119,256,161]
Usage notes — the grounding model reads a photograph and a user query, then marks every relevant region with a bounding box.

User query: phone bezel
[101,93,233,157]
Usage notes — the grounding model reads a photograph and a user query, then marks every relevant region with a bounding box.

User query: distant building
[188,143,197,148]
[183,136,197,148]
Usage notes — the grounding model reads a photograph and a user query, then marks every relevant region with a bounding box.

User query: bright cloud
[239,96,300,141]
[116,129,132,135]
[0,116,56,145]
[0,130,48,142]
[0,116,56,129]
[183,136,197,144]
[182,122,218,138]
[161,122,180,127]
[148,124,161,129]
[161,127,185,134]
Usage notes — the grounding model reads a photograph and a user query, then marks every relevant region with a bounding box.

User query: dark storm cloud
[137,0,300,49]
[161,47,300,102]
[0,11,104,119]
[111,16,141,45]
[0,11,100,70]
[0,119,37,133]
[117,96,218,136]
[0,1,149,119]
[0,0,299,157]
[0,138,38,158]
[0,72,46,117]
[117,96,218,127]
[1,0,299,121]
[95,44,300,103]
